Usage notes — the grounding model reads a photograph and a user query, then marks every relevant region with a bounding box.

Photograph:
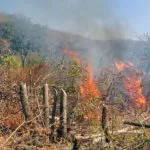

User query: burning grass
[114,59,146,107]
[63,47,101,101]
[0,51,150,149]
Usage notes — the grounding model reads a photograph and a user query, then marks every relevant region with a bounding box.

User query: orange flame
[63,47,80,64]
[80,65,100,100]
[114,59,134,72]
[63,47,101,101]
[124,78,146,107]
[114,60,146,107]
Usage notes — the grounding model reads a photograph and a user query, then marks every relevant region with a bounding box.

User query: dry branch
[124,121,150,128]
[2,121,26,147]
[72,128,144,145]
[2,112,42,148]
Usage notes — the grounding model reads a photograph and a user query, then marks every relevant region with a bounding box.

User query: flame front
[80,65,101,100]
[114,60,146,107]
[114,59,134,72]
[63,47,100,101]
[124,78,146,107]
[63,47,80,64]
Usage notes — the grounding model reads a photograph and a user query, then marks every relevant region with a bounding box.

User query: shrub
[3,55,22,69]
[26,54,45,68]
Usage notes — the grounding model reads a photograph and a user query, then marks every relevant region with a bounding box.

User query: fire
[63,47,101,101]
[63,47,80,64]
[124,78,146,107]
[114,59,134,72]
[80,65,101,100]
[114,60,146,107]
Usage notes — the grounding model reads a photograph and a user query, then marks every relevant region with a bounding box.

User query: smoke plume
[0,0,133,68]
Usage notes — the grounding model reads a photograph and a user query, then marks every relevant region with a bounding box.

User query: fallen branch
[73,128,144,145]
[124,121,150,128]
[2,112,42,147]
[2,121,26,147]
[72,118,150,145]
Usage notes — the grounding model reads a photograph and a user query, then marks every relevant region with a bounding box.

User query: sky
[0,0,150,39]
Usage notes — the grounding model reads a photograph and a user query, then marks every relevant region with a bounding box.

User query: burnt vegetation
[0,14,150,150]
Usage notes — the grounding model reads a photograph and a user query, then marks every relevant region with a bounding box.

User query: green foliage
[0,14,49,63]
[10,15,49,53]
[53,59,83,93]
[66,61,83,93]
[3,55,22,69]
[67,61,82,77]
[0,57,3,64]
[0,22,14,40]
[26,54,45,67]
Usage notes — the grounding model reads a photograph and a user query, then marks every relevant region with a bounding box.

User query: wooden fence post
[101,105,111,143]
[59,88,67,137]
[43,83,49,128]
[29,69,32,94]
[50,88,58,140]
[102,105,107,131]
[72,138,81,150]
[19,82,32,121]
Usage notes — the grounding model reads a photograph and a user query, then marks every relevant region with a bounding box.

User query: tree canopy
[0,14,49,67]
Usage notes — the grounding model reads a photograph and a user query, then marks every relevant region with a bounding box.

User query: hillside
[0,13,149,69]
[0,13,150,150]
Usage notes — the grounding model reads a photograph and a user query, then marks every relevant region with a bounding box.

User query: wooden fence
[19,82,110,150]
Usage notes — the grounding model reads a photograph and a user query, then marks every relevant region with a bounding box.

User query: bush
[3,55,22,69]
[26,54,45,68]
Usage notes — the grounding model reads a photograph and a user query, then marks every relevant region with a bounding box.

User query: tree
[26,54,45,68]
[0,14,49,67]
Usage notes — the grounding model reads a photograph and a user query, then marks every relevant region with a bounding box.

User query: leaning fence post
[59,88,67,137]
[43,83,49,128]
[19,82,32,121]
[72,138,81,150]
